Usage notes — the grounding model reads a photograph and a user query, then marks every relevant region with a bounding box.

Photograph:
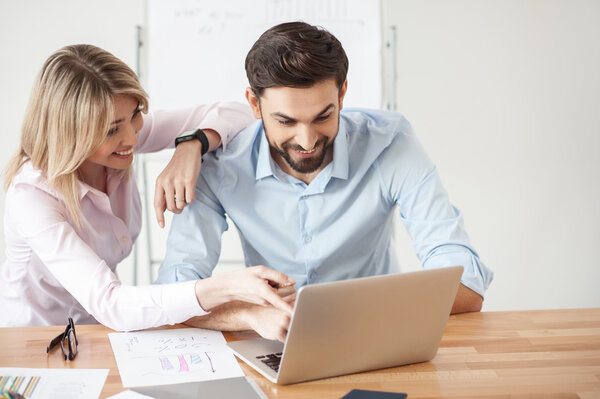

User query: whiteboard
[141,0,382,279]
[147,0,382,108]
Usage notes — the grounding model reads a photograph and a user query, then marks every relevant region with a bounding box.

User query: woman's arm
[136,102,254,153]
[135,102,254,227]
[6,184,293,331]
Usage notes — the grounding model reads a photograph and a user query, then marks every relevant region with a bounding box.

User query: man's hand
[246,305,292,342]
[194,266,296,313]
[154,129,221,228]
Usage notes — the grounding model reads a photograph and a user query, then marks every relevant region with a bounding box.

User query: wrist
[174,137,202,153]
[239,304,261,331]
[202,128,221,152]
[194,277,233,312]
[175,128,209,155]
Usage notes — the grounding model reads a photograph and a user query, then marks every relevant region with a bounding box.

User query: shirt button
[304,235,312,243]
[121,237,128,244]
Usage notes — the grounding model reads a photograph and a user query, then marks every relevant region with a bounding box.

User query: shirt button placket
[299,193,316,283]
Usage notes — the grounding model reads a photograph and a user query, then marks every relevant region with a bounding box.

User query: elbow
[450,284,484,314]
[450,298,482,314]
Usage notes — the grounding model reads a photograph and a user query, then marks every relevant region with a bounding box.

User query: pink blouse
[0,102,254,330]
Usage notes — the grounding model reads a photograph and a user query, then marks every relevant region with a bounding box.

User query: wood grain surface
[1,308,599,398]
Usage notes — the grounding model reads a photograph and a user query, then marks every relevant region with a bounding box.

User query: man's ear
[338,80,348,111]
[245,87,262,119]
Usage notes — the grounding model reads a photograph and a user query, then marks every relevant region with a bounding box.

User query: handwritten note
[108,328,243,388]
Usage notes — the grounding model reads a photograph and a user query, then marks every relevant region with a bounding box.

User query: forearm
[183,301,253,331]
[184,300,291,342]
[451,283,483,314]
[137,102,252,153]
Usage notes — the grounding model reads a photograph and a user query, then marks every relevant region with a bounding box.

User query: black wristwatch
[174,128,209,156]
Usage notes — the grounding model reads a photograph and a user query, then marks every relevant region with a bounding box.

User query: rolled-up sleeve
[380,126,494,297]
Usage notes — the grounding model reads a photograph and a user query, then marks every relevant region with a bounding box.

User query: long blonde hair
[4,44,148,225]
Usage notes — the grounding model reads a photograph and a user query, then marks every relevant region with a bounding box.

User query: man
[156,22,493,341]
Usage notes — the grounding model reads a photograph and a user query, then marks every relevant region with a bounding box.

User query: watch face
[178,130,196,138]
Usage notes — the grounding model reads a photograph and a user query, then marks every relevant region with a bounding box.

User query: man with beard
[156,22,493,342]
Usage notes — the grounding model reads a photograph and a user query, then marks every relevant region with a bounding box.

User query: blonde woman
[0,44,294,331]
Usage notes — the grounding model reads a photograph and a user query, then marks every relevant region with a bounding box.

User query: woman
[0,44,294,331]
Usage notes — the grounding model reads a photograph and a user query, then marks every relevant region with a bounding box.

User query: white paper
[107,390,155,399]
[108,328,244,387]
[0,367,108,399]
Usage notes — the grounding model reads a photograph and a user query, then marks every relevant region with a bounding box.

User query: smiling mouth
[113,149,133,156]
[295,147,317,154]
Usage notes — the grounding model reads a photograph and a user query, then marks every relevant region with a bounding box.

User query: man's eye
[315,114,331,122]
[278,119,294,126]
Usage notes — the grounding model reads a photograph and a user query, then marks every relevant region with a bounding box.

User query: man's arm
[451,283,483,314]
[183,301,291,342]
[155,170,227,284]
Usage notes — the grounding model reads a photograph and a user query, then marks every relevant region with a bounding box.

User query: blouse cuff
[197,102,253,152]
[161,280,208,324]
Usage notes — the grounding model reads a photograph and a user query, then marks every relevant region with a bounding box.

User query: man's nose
[295,125,318,150]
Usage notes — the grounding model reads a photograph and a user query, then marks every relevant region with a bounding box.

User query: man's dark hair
[245,21,349,97]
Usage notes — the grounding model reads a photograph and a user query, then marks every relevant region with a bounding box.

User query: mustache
[282,137,328,152]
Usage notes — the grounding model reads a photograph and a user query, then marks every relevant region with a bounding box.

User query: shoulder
[342,109,435,197]
[5,164,67,235]
[203,120,262,169]
[196,120,262,192]
[7,162,58,204]
[341,108,423,159]
[342,108,426,164]
[216,119,262,158]
[341,108,415,139]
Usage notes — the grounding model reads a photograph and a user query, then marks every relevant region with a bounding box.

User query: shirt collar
[16,162,119,201]
[254,118,350,182]
[255,123,276,181]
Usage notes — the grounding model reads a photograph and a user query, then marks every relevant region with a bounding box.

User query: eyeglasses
[46,317,78,361]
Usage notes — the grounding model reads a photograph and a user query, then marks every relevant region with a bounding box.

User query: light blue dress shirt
[156,108,493,296]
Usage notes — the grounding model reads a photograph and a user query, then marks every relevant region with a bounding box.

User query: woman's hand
[153,128,222,228]
[194,266,296,314]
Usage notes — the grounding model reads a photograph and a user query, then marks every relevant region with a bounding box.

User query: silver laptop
[227,266,463,385]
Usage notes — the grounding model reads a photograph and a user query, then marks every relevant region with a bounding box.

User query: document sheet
[108,328,244,387]
[0,367,108,399]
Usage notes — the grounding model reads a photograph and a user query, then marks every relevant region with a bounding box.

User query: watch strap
[175,128,209,156]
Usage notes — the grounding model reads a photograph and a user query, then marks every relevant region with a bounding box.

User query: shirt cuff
[199,120,232,151]
[161,280,209,324]
[423,252,493,297]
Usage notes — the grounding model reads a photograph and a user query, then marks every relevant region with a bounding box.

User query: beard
[268,135,333,174]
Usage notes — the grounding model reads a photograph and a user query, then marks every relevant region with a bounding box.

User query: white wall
[384,0,600,310]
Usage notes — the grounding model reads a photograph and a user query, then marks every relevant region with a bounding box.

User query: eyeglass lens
[47,318,78,361]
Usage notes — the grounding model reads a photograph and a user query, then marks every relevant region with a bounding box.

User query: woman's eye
[107,127,118,136]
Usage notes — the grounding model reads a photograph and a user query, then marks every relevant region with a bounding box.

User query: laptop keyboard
[256,352,282,372]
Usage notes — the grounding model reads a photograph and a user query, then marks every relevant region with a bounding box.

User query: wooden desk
[1,309,599,398]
